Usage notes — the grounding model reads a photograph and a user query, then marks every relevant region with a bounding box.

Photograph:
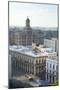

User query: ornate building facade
[9,45,48,75]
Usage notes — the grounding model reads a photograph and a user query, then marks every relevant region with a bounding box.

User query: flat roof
[9,45,48,58]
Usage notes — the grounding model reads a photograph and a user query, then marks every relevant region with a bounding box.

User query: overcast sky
[9,2,58,27]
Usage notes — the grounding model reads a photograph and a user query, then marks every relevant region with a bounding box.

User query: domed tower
[22,16,32,46]
[26,16,30,27]
[25,16,32,46]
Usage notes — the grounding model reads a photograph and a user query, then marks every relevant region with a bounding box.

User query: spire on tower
[26,16,30,27]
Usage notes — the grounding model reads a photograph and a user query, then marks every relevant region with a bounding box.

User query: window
[32,60,34,64]
[53,65,55,70]
[56,65,58,71]
[53,71,54,75]
[30,59,31,63]
[42,59,45,64]
[42,59,44,63]
[39,60,41,63]
[28,59,30,63]
[50,75,51,82]
[36,60,38,64]
[53,76,54,83]
[50,64,51,68]
[47,74,48,80]
[50,70,51,74]
[47,69,48,73]
[42,66,44,69]
[39,66,41,70]
[47,63,48,68]
[40,59,42,63]
[36,67,38,70]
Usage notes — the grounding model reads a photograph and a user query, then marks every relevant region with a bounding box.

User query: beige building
[9,45,48,75]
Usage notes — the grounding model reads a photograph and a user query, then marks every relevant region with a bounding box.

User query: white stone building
[9,45,48,75]
[46,55,58,83]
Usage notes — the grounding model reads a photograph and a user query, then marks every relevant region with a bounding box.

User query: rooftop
[9,45,48,58]
[44,38,58,41]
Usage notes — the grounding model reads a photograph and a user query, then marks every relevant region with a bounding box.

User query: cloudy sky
[9,2,58,27]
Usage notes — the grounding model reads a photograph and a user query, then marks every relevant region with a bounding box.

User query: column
[34,65,36,75]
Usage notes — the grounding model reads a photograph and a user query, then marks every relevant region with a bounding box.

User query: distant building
[9,29,15,45]
[9,45,48,75]
[44,38,58,53]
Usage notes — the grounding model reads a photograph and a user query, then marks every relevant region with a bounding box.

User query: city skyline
[9,2,58,28]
